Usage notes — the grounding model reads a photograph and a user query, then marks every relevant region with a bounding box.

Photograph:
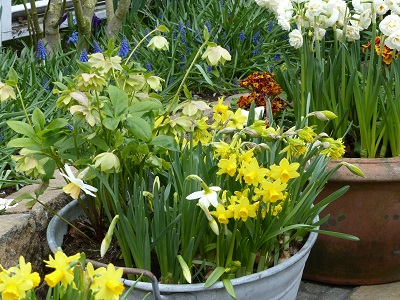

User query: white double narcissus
[60,164,98,199]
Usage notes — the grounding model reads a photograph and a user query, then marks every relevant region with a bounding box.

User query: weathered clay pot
[303,157,400,285]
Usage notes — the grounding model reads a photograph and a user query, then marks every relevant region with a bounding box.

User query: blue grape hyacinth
[36,39,46,60]
[79,49,89,62]
[119,36,129,58]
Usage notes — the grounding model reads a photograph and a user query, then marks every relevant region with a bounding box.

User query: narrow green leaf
[204,266,225,288]
[195,64,214,86]
[222,278,238,300]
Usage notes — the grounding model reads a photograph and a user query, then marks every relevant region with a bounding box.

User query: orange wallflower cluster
[237,72,287,116]
[239,72,282,95]
[362,36,399,65]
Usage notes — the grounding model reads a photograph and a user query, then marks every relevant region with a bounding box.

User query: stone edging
[0,175,70,276]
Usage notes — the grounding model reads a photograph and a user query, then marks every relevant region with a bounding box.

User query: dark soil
[62,220,124,267]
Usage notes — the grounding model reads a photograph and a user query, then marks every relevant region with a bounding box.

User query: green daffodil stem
[226,221,238,267]
[16,86,31,126]
[246,252,257,275]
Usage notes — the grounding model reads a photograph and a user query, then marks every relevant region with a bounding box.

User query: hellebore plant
[258,0,400,157]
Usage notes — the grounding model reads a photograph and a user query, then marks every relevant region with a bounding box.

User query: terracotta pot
[303,157,400,285]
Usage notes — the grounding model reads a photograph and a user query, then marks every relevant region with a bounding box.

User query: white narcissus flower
[147,36,169,51]
[379,14,400,36]
[319,3,339,28]
[385,32,400,50]
[314,27,327,41]
[374,0,390,15]
[305,0,325,20]
[278,15,291,31]
[352,0,371,14]
[345,25,361,42]
[186,186,221,208]
[60,164,98,199]
[385,0,400,15]
[289,29,303,49]
[201,46,231,66]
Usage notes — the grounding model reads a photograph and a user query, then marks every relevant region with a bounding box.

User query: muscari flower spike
[119,36,129,58]
[79,48,89,62]
[36,39,46,61]
[93,40,102,53]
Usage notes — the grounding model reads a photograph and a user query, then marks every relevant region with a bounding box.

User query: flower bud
[101,215,119,258]
[340,161,366,177]
[209,219,220,235]
[313,110,338,121]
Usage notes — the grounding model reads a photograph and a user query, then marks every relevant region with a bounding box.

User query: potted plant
[255,0,400,284]
[4,25,358,299]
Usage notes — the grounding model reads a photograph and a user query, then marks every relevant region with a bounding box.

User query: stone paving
[297,280,400,300]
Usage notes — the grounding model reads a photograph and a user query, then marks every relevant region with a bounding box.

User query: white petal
[206,192,219,208]
[186,190,205,200]
[64,164,76,180]
[210,186,222,192]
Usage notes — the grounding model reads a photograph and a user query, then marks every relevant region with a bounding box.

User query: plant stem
[16,86,31,126]
[125,29,158,63]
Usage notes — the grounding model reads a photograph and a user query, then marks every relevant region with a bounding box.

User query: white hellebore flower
[60,164,98,199]
[288,29,303,49]
[379,14,400,36]
[147,36,169,51]
[201,45,231,66]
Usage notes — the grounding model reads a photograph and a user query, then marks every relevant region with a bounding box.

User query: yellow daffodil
[238,148,255,163]
[213,97,229,115]
[9,256,40,289]
[226,109,247,130]
[230,194,257,222]
[239,157,269,186]
[297,126,317,143]
[255,179,287,203]
[320,138,346,160]
[210,203,234,224]
[92,264,124,300]
[217,155,237,177]
[0,272,32,300]
[280,138,307,158]
[269,158,300,183]
[44,252,80,288]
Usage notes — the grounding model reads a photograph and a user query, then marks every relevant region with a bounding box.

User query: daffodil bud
[101,215,119,258]
[147,36,169,51]
[209,219,220,235]
[340,161,366,177]
[242,127,260,137]
[313,110,338,121]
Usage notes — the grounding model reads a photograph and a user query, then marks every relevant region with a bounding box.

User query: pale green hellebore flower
[201,45,231,66]
[93,152,121,173]
[147,36,169,51]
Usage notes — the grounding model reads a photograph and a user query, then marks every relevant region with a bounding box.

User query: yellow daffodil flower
[230,194,257,222]
[91,264,124,300]
[217,155,237,177]
[210,203,234,224]
[44,252,80,288]
[255,179,287,203]
[269,158,300,183]
[239,157,269,186]
[226,109,247,130]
